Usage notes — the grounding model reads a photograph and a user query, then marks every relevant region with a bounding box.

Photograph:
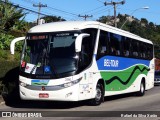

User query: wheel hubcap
[95,88,101,101]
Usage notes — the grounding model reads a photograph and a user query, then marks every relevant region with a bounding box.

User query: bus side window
[132,40,139,58]
[96,30,108,59]
[147,44,153,60]
[110,46,116,55]
[110,33,121,56]
[122,37,130,57]
[139,42,147,59]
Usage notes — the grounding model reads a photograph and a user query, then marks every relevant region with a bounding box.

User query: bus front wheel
[89,83,104,106]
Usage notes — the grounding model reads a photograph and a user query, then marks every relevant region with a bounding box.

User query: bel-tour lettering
[104,59,119,67]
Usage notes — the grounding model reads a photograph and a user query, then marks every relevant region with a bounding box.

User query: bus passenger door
[77,28,97,100]
[79,70,93,100]
[78,41,94,100]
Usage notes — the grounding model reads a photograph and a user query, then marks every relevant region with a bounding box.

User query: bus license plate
[39,93,49,98]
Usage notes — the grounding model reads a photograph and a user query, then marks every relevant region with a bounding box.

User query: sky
[8,0,160,25]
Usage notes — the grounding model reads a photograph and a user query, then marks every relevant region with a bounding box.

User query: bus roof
[28,21,153,44]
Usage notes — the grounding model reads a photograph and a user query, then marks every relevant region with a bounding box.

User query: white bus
[10,21,154,105]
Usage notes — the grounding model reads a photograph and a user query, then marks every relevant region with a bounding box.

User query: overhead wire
[10,0,79,20]
[21,0,118,21]
[81,5,105,14]
[21,0,78,17]
[10,0,114,21]
[96,0,105,4]
[0,0,49,16]
[6,0,131,21]
[91,6,113,15]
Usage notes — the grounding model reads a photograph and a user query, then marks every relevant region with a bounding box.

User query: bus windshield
[20,32,79,78]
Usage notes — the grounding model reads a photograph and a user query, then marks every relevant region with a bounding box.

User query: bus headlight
[61,77,82,88]
[19,81,29,87]
[64,82,73,88]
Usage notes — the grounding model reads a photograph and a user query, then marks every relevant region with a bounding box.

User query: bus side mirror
[10,37,25,55]
[75,33,90,52]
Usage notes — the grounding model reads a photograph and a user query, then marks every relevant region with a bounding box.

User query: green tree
[141,18,148,25]
[97,16,113,24]
[0,2,25,32]
[11,18,30,37]
[149,22,154,28]
[0,1,28,50]
[40,16,66,23]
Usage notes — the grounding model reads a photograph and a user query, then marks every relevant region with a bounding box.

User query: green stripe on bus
[100,65,150,91]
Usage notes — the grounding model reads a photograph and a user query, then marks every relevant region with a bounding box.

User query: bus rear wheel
[136,80,145,96]
[89,83,104,106]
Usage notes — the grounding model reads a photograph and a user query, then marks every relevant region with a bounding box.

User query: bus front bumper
[19,83,79,101]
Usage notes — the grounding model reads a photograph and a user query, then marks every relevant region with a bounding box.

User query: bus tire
[137,80,145,96]
[89,83,104,106]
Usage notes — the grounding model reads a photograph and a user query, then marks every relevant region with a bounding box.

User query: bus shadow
[4,93,134,109]
[0,67,20,106]
[104,93,134,102]
[5,100,87,109]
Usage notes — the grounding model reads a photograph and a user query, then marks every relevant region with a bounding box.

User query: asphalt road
[0,85,160,120]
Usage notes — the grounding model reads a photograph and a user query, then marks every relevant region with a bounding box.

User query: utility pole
[78,14,93,21]
[33,2,47,24]
[104,0,125,27]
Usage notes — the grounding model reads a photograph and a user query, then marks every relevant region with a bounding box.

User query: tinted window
[96,30,153,60]
[122,37,131,57]
[146,44,153,60]
[97,30,109,59]
[110,33,121,56]
[132,40,139,58]
[139,42,147,59]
